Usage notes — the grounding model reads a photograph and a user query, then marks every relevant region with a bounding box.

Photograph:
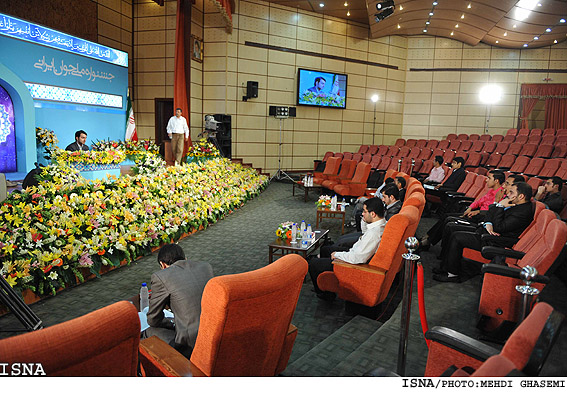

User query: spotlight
[546,28,552,32]
[374,6,394,22]
[376,1,395,11]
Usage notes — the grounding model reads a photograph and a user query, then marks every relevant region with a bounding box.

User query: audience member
[423,155,445,185]
[534,176,563,214]
[346,177,394,229]
[65,130,89,151]
[433,182,534,283]
[381,185,402,221]
[395,176,407,201]
[424,157,466,215]
[308,198,386,300]
[419,170,505,250]
[143,243,213,358]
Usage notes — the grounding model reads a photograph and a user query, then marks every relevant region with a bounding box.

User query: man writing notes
[167,108,190,165]
[143,243,213,358]
[308,198,386,301]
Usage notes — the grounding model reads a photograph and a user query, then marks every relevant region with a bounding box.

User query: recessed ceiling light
[537,3,542,6]
[534,36,539,40]
[554,40,558,43]
[546,28,552,32]
[524,43,528,47]
[504,32,508,36]
[400,5,403,10]
[319,3,324,7]
[429,12,434,16]
[426,21,430,25]
[397,24,401,29]
[455,24,459,28]
[467,3,472,8]
[513,24,517,28]
[461,14,465,19]
[450,31,454,36]
[423,29,428,32]
[496,40,499,43]
[561,19,566,23]
[433,1,438,5]
[344,1,348,6]
[347,11,350,16]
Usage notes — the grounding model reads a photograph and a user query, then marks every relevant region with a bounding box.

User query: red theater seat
[394,138,405,147]
[438,140,451,150]
[507,142,523,156]
[426,140,439,149]
[368,145,379,155]
[506,128,518,136]
[491,134,504,142]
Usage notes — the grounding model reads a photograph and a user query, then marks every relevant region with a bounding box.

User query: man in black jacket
[425,157,467,216]
[534,176,563,214]
[381,185,402,221]
[433,182,534,283]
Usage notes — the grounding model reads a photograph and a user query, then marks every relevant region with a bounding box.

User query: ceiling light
[537,2,542,6]
[429,12,434,16]
[524,43,528,47]
[450,31,454,36]
[513,24,517,28]
[347,11,350,16]
[534,36,539,40]
[432,1,438,5]
[371,94,379,103]
[397,24,401,29]
[496,40,499,43]
[467,3,471,8]
[374,6,395,22]
[455,24,459,28]
[554,40,558,43]
[561,19,566,23]
[399,5,403,10]
[461,14,465,19]
[546,28,552,32]
[423,29,428,32]
[504,32,508,36]
[344,1,348,6]
[426,21,430,25]
[319,3,324,7]
[514,0,539,21]
[376,0,395,10]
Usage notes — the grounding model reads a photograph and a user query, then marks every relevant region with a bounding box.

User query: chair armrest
[446,191,465,197]
[425,327,499,362]
[332,261,387,275]
[481,264,550,284]
[139,335,204,377]
[480,246,525,261]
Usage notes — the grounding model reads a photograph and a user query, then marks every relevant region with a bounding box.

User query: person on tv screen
[307,77,327,97]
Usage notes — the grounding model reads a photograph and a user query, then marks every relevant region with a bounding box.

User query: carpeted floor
[1,180,566,376]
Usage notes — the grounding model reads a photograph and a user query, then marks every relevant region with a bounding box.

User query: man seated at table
[308,198,386,300]
[65,130,90,151]
[142,243,213,358]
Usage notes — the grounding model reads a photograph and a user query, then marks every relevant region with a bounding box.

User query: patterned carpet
[1,180,566,376]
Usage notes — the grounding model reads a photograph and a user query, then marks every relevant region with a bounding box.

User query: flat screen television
[297,68,347,109]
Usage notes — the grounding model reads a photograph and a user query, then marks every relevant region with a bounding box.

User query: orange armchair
[332,162,371,197]
[322,159,356,190]
[314,156,342,184]
[0,301,140,376]
[140,254,308,376]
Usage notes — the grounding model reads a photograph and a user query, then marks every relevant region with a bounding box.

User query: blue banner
[0,13,127,67]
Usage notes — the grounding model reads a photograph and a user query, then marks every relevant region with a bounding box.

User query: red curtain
[520,97,539,129]
[545,98,567,130]
[175,0,191,156]
[520,84,567,130]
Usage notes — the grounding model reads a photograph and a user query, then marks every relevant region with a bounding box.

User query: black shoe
[433,273,460,283]
[432,267,446,275]
[316,291,337,301]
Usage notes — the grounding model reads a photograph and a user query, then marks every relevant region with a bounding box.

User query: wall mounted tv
[297,68,347,109]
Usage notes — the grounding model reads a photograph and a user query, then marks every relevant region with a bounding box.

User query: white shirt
[166,115,189,138]
[334,218,386,265]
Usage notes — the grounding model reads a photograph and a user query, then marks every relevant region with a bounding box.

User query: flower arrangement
[52,149,126,166]
[316,195,332,209]
[132,152,166,175]
[276,221,295,240]
[92,139,159,161]
[187,138,220,158]
[36,127,59,159]
[0,157,268,295]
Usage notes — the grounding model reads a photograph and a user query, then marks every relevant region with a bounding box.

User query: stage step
[282,315,382,376]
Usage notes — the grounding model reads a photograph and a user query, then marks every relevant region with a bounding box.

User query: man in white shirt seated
[166,108,190,165]
[308,198,386,301]
[423,155,445,185]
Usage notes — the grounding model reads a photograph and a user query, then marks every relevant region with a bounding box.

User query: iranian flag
[125,91,138,141]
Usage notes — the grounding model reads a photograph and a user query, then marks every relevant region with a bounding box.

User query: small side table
[268,229,329,264]
[292,181,323,202]
[316,207,346,234]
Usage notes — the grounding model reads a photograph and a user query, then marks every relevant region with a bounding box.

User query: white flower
[48,271,58,280]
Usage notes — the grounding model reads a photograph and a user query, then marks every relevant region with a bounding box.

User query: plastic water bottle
[331,195,337,210]
[303,175,307,184]
[301,229,309,248]
[300,220,306,233]
[307,224,313,240]
[140,282,149,311]
[291,223,298,243]
[309,175,313,186]
[341,198,346,211]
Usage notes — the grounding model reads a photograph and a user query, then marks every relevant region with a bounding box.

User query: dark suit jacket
[542,192,563,214]
[441,167,466,192]
[147,259,213,349]
[482,202,534,249]
[65,142,89,151]
[385,200,402,221]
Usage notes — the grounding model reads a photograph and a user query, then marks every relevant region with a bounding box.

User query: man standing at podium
[167,108,189,165]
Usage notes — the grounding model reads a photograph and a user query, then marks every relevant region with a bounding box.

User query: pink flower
[79,253,94,267]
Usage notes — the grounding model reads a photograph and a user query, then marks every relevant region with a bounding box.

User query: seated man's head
[157,243,185,269]
[381,185,400,206]
[434,155,443,167]
[487,170,505,189]
[394,176,406,190]
[362,197,385,224]
[508,182,532,205]
[75,130,87,145]
[504,174,525,193]
[545,176,563,194]
[314,77,326,90]
[384,177,395,186]
[452,157,465,169]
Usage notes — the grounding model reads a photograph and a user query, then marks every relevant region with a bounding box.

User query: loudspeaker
[289,107,296,117]
[247,81,258,98]
[269,105,277,116]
